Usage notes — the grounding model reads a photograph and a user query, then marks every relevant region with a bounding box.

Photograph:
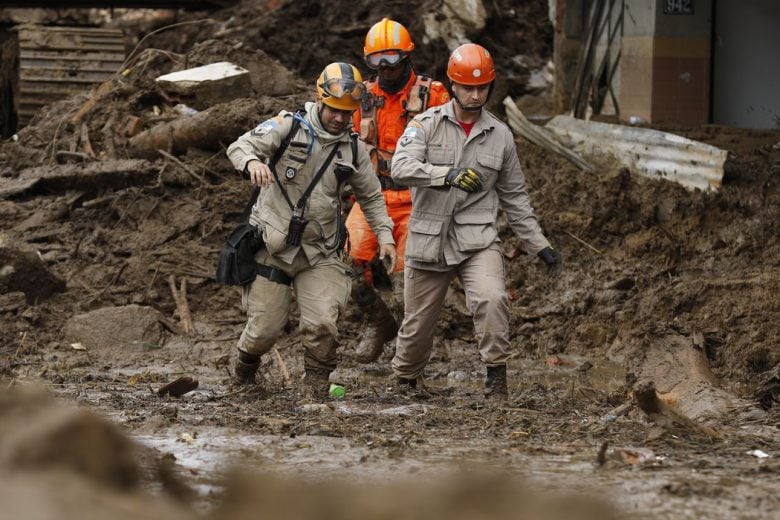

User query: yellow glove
[445,167,483,193]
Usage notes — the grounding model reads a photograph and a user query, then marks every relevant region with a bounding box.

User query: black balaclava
[378,60,413,94]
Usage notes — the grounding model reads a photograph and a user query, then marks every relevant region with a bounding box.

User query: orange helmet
[364,18,415,56]
[316,62,366,111]
[447,43,496,86]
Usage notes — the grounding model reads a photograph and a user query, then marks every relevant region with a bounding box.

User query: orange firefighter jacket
[352,70,449,178]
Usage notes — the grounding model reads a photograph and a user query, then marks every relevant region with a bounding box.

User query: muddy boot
[353,284,399,363]
[389,377,431,400]
[232,351,260,386]
[303,367,331,399]
[484,365,508,399]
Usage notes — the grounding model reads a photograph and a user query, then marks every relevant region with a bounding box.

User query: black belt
[378,175,408,191]
[257,264,293,286]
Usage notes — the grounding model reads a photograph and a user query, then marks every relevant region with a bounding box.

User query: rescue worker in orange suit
[390,43,562,399]
[346,18,450,363]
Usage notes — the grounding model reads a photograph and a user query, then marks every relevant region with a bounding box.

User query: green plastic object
[329,383,345,398]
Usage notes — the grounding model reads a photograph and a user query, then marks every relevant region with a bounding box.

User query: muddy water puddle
[47,356,779,519]
[135,423,778,519]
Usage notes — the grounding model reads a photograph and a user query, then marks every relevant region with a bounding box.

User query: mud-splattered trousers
[389,100,551,380]
[226,102,394,371]
[238,248,350,372]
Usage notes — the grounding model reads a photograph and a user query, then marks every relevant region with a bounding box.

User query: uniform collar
[441,100,495,135]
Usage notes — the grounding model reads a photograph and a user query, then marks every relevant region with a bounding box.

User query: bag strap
[241,110,303,220]
[350,132,358,168]
[291,144,339,216]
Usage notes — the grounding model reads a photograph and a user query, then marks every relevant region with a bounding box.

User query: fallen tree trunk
[129,97,277,158]
[628,329,758,431]
[0,159,156,199]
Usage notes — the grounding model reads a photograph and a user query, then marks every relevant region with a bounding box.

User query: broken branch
[167,275,194,334]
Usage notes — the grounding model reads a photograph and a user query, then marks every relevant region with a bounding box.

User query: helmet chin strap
[451,82,494,113]
[454,94,484,112]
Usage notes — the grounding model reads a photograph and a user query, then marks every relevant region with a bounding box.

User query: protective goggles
[320,77,366,101]
[365,50,407,69]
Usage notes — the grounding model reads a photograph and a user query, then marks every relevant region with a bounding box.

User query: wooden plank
[20,51,125,61]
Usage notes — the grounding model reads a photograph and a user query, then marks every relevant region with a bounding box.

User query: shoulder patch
[408,120,422,129]
[250,115,284,136]
[398,125,419,148]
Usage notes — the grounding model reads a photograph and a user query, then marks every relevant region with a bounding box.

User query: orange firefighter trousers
[346,188,411,277]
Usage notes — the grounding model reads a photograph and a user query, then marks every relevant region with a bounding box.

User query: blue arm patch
[251,116,281,136]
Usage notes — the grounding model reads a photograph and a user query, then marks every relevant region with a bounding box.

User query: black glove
[445,167,483,193]
[537,246,562,277]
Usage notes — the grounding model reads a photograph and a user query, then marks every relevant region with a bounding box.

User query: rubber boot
[390,376,431,400]
[233,350,260,386]
[484,365,508,399]
[353,284,399,363]
[303,367,331,399]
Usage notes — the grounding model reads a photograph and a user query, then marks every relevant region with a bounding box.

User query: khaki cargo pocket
[258,209,288,255]
[453,211,498,252]
[476,152,503,186]
[476,151,502,172]
[428,146,454,167]
[406,218,444,263]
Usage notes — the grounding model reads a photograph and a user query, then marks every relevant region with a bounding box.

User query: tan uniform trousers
[391,245,511,380]
[238,248,351,372]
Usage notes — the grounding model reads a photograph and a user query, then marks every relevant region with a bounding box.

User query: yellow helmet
[316,62,366,111]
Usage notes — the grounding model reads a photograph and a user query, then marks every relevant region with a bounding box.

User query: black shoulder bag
[215,113,302,286]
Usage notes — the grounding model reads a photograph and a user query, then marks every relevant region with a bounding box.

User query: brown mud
[0,1,778,518]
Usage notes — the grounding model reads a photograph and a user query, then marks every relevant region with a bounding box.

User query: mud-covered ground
[1,1,779,518]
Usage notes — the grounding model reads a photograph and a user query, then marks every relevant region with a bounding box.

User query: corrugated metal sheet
[545,116,728,191]
[16,25,125,125]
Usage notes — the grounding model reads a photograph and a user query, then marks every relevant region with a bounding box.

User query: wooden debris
[157,149,204,183]
[80,122,95,159]
[157,376,199,398]
[634,381,719,439]
[128,97,267,157]
[0,159,156,199]
[101,112,118,159]
[124,115,144,138]
[54,151,92,163]
[70,80,115,125]
[273,348,291,385]
[503,96,595,172]
[167,275,194,334]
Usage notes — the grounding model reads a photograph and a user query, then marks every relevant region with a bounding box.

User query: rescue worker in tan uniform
[390,44,562,399]
[346,18,450,363]
[226,62,396,397]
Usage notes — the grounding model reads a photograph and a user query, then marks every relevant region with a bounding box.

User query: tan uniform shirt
[391,100,550,271]
[227,102,394,265]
